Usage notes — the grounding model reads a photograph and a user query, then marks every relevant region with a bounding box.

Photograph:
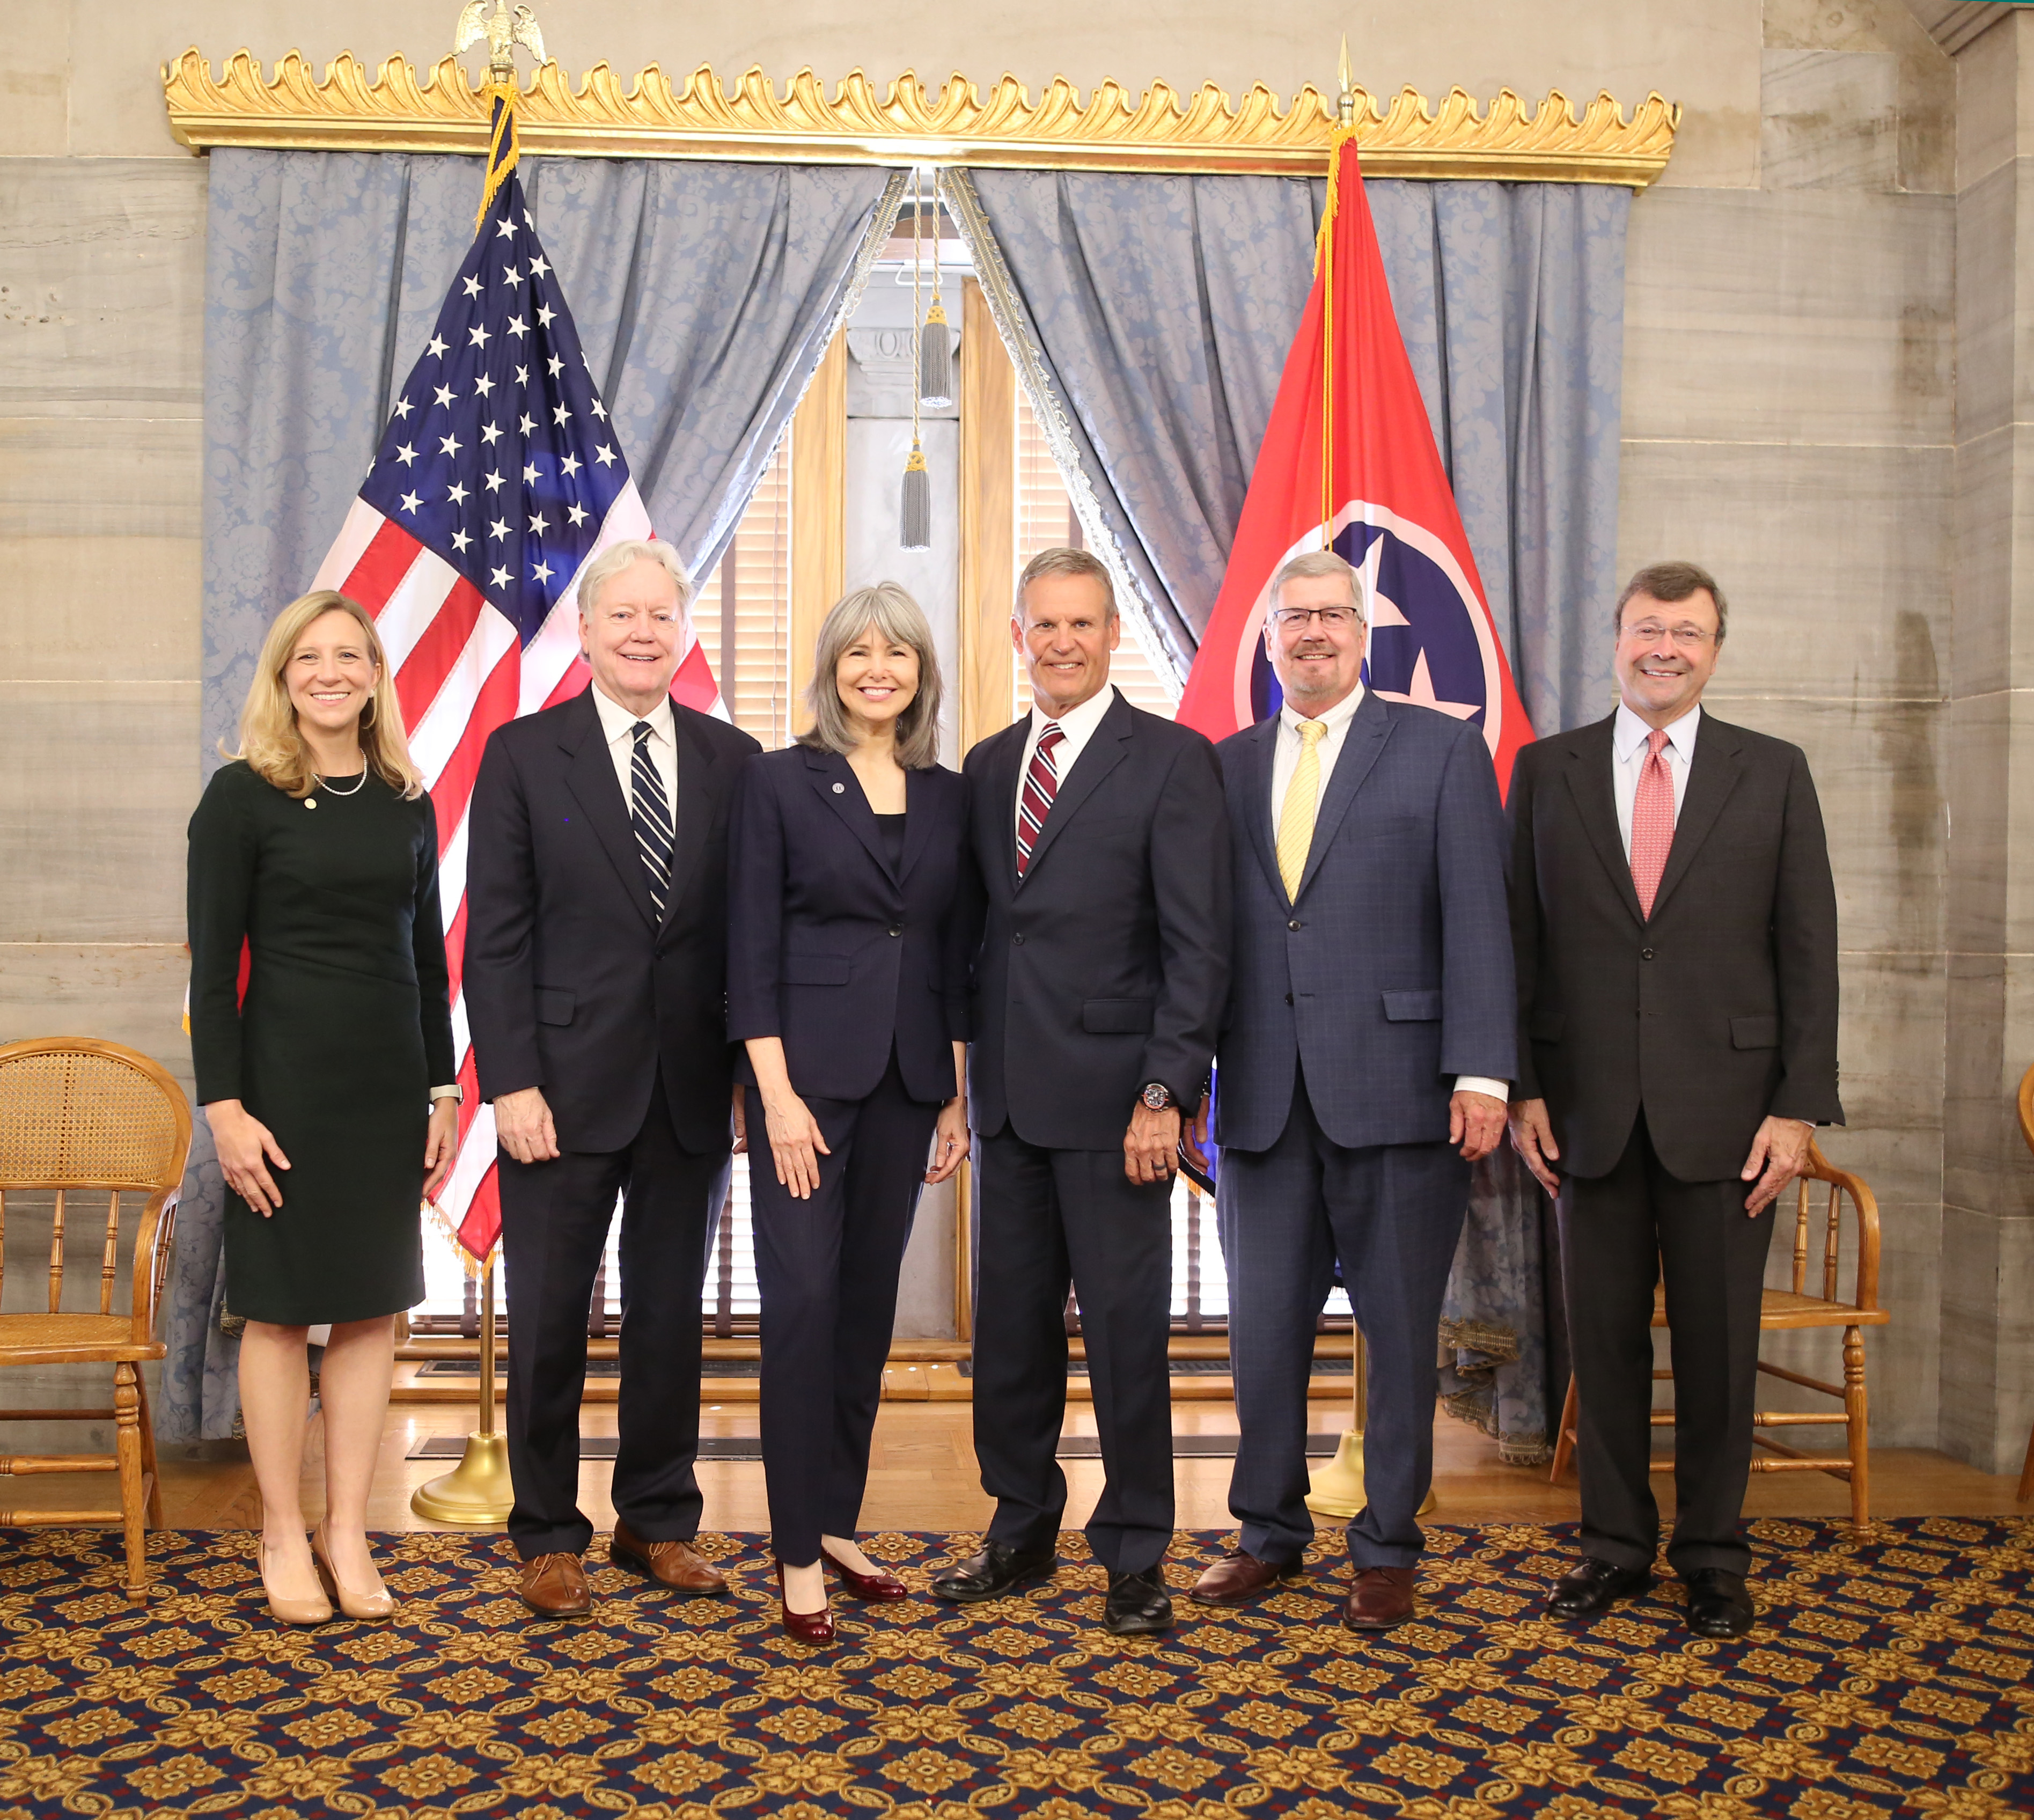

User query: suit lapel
[980,721,1028,897]
[561,692,657,931]
[1647,714,1746,918]
[806,747,895,882]
[1019,691,1133,886]
[663,706,724,935]
[900,766,936,883]
[1294,689,1391,905]
[1562,714,1644,927]
[1236,717,1283,904]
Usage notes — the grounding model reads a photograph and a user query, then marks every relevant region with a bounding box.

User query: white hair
[577,539,695,619]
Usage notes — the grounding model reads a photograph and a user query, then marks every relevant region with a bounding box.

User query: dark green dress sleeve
[186,764,258,1107]
[413,791,458,1087]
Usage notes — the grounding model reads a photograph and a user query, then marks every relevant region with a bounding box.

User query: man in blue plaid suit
[1189,550,1515,1631]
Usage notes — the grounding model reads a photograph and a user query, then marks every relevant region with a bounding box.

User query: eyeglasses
[1621,620,1717,649]
[1269,606,1360,631]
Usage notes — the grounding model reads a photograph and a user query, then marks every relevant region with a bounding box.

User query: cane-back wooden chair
[1550,1139,1888,1528]
[2017,1063,2033,1506]
[0,1038,191,1597]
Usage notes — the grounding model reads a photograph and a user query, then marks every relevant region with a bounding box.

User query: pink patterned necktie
[1629,727,1676,918]
[1016,722,1066,878]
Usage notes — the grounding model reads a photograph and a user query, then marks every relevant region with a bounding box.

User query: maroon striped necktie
[1016,722,1066,878]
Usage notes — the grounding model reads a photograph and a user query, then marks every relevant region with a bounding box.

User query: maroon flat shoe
[776,1562,835,1645]
[822,1547,910,1602]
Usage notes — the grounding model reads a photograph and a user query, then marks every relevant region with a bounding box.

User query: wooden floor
[131,1393,2033,1536]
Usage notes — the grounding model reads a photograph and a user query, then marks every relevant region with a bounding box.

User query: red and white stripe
[315,479,723,1258]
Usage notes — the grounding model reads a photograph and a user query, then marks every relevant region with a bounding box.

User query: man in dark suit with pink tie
[1507,560,1843,1639]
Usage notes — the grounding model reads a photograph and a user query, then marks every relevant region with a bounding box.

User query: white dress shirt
[1014,682,1121,846]
[1611,700,1699,858]
[1272,685,1506,1105]
[590,680,678,815]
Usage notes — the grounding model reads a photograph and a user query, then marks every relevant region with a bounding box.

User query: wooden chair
[2017,1063,2033,1506]
[1549,1140,1888,1528]
[0,1038,191,1598]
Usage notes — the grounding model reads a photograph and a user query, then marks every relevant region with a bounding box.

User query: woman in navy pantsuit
[728,582,971,1642]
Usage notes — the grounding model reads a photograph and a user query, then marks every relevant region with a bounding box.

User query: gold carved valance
[161,52,1679,187]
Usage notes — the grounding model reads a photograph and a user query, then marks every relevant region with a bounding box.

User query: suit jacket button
[1288,919,1302,931]
[888,926,901,937]
[1284,993,1294,1006]
[1013,933,1025,945]
[1641,946,1655,960]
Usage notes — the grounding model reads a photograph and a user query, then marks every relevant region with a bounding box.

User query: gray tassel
[900,439,931,549]
[917,297,954,407]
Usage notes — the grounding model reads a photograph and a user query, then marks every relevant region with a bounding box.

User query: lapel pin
[832,782,845,794]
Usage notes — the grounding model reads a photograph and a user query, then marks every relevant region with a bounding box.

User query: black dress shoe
[928,1539,1058,1604]
[1683,1568,1756,1638]
[1546,1558,1653,1619]
[1103,1567,1174,1636]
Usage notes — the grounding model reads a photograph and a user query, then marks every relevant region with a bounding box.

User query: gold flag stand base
[1302,1330,1437,1520]
[1304,1429,1439,1518]
[411,1257,513,1527]
[410,1430,514,1525]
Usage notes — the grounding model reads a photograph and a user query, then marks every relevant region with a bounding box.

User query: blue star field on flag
[356,171,630,649]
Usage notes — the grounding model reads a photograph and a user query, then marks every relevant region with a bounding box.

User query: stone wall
[2,0,2023,1465]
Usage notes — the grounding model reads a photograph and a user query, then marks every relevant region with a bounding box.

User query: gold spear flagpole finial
[1337,33,1356,128]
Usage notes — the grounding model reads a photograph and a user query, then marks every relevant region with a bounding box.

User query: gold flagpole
[411,1254,515,1524]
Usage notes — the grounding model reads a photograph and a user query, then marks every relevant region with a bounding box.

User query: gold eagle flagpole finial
[456,2,546,226]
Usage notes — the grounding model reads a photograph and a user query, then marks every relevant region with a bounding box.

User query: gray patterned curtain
[199,149,902,765]
[953,167,1633,1463]
[166,151,899,1443]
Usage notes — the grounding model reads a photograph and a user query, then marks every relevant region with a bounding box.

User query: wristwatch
[1140,1081,1176,1112]
[428,1084,464,1104]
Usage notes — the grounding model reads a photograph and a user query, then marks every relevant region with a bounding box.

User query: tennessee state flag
[1177,131,1533,794]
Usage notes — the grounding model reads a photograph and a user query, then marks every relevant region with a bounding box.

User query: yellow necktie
[1276,720,1328,900]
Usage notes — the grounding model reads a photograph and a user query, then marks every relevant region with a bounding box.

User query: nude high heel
[260,1535,333,1627]
[311,1520,396,1620]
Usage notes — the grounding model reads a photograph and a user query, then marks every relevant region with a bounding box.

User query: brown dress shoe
[609,1521,728,1596]
[519,1552,591,1617]
[1190,1549,1300,1606]
[1342,1565,1416,1631]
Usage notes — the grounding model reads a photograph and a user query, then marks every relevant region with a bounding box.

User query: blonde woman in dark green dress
[188,590,459,1625]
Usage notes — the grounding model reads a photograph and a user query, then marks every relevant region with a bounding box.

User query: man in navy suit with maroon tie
[932,547,1230,1636]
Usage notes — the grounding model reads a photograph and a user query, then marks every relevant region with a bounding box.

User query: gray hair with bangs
[801,582,945,769]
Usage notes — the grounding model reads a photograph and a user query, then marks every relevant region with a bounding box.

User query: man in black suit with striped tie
[932,547,1230,1635]
[467,540,760,1617]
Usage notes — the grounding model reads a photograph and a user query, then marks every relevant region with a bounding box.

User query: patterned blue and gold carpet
[0,1518,2026,1815]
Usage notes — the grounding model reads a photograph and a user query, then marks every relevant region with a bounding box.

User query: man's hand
[495,1087,560,1165]
[1507,1097,1562,1197]
[1740,1116,1813,1215]
[731,1085,748,1156]
[1180,1097,1211,1178]
[1449,1090,1507,1163]
[1124,1102,1183,1186]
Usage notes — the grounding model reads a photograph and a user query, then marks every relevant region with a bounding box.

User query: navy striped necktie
[630,721,673,919]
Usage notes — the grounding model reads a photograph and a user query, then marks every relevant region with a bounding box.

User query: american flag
[310,126,720,1262]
